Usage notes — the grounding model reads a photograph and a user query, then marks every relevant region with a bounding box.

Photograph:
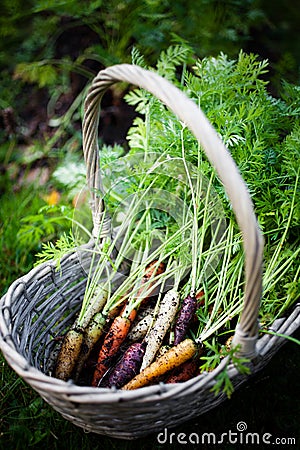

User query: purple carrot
[108,342,147,389]
[173,294,197,345]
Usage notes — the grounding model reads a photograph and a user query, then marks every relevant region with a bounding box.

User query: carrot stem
[73,312,107,380]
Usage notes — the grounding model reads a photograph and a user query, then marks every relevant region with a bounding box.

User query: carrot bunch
[87,249,207,390]
[53,222,234,390]
[52,146,243,390]
[92,259,166,386]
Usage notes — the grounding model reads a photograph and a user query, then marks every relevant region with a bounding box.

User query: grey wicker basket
[0,65,299,440]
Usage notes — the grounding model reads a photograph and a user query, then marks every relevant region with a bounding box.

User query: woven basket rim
[1,300,299,403]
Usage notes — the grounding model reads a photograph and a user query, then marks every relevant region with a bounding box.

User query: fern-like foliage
[131,46,147,68]
[14,61,58,88]
[155,44,192,81]
[34,231,82,269]
[123,46,300,325]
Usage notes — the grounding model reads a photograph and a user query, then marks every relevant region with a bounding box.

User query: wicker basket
[1,65,299,440]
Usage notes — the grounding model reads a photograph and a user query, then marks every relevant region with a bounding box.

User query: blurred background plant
[1,0,300,162]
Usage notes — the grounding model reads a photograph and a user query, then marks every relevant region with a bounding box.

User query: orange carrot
[119,300,138,322]
[91,299,151,387]
[143,260,165,281]
[92,315,132,386]
[196,290,205,303]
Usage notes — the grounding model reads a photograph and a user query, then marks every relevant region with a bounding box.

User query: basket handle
[82,64,264,358]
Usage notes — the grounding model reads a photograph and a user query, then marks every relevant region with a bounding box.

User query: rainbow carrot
[122,338,198,390]
[92,260,166,386]
[107,342,147,389]
[141,289,180,370]
[73,312,107,380]
[173,294,198,345]
[54,286,109,381]
[54,327,84,381]
[165,358,199,383]
[92,315,132,386]
[127,310,154,342]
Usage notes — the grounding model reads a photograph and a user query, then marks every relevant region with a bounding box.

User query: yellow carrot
[122,338,198,390]
[54,328,84,381]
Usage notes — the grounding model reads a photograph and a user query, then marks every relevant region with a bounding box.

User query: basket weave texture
[1,65,299,439]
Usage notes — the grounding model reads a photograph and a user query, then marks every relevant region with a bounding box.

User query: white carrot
[127,311,154,342]
[79,285,109,329]
[141,288,180,370]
